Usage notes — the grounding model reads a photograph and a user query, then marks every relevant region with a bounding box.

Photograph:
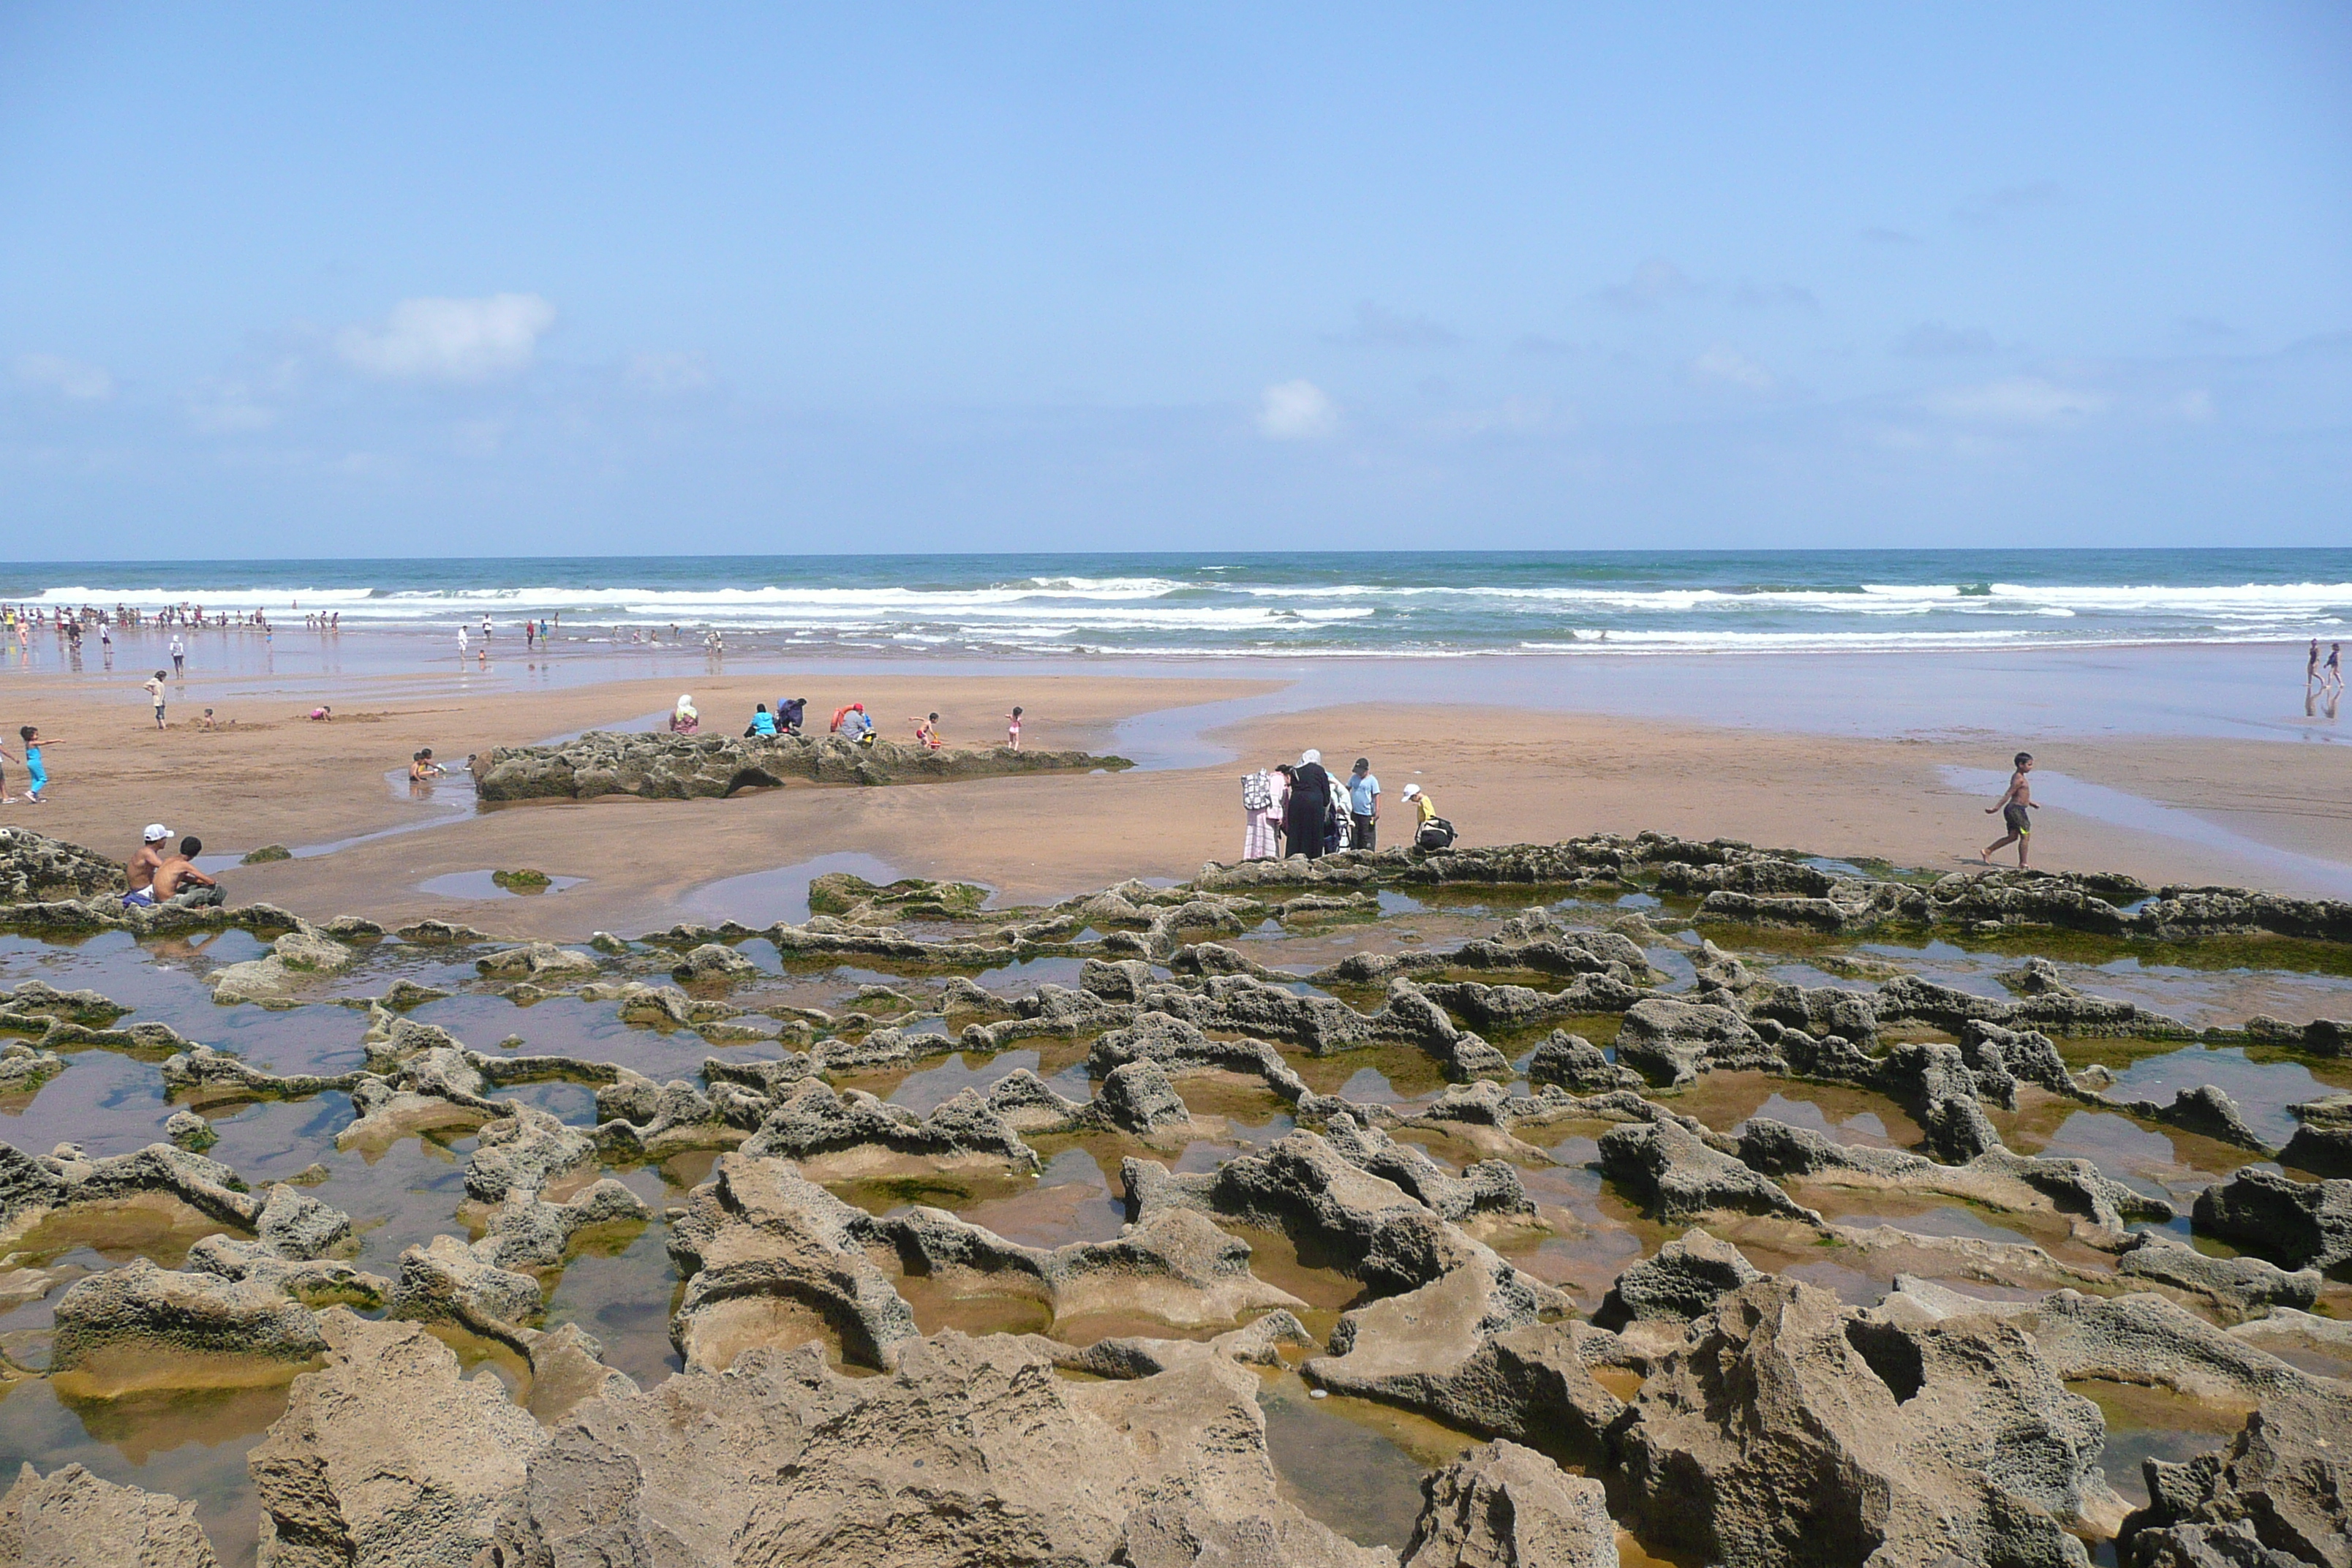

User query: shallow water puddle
[415,870,587,900]
[2067,1379,2250,1508]
[0,1376,279,1568]
[1256,1368,1474,1550]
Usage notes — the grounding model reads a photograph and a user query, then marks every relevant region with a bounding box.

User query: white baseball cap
[143,823,173,843]
[1401,785,1421,799]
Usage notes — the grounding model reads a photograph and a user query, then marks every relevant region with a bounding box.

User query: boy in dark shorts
[1981,752,2038,867]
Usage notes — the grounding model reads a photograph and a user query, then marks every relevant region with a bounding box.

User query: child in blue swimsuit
[19,726,49,803]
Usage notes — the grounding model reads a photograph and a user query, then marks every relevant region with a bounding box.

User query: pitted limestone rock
[249,1310,546,1568]
[1618,1277,2113,1568]
[0,1462,221,1567]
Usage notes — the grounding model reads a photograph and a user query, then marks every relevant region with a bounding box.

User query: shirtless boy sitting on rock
[151,836,224,908]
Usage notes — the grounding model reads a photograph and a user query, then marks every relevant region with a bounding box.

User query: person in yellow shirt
[1403,783,1436,826]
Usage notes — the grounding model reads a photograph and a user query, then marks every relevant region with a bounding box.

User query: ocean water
[6,550,2351,659]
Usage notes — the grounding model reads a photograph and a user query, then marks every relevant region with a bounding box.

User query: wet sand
[4,649,2351,938]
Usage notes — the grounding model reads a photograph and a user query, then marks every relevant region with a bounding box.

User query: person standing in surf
[1980,752,2038,868]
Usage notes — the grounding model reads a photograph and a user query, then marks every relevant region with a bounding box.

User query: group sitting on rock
[830,703,876,745]
[122,824,223,909]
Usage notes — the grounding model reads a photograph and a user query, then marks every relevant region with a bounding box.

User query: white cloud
[1428,396,1561,437]
[1258,380,1339,440]
[627,351,715,394]
[15,353,115,401]
[338,294,557,381]
[1926,377,2105,426]
[1691,343,1774,391]
[1896,322,1997,358]
[2167,388,2215,422]
[1330,301,1458,349]
[1595,257,1699,312]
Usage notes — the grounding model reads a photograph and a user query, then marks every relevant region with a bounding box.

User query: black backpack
[1416,817,1456,851]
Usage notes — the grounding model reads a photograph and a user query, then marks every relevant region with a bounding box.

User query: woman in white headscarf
[670,694,699,734]
[1285,749,1332,859]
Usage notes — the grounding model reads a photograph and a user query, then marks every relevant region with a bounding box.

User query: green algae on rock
[469,730,1133,801]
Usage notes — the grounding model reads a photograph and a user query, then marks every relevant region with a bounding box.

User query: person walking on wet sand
[2328,643,2345,693]
[142,670,167,730]
[2310,639,2323,686]
[1980,751,2038,867]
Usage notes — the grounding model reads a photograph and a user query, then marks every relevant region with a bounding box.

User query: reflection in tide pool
[679,851,908,929]
[1257,1368,1473,1551]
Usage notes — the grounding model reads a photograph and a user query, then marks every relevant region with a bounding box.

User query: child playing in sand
[1005,706,1022,750]
[1981,752,2038,867]
[911,712,942,750]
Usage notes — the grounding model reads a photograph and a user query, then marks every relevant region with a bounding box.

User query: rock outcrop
[472,731,1131,801]
[1616,1278,2111,1567]
[0,1462,220,1567]
[248,1310,546,1568]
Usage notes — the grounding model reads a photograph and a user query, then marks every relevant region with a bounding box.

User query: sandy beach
[4,645,2348,938]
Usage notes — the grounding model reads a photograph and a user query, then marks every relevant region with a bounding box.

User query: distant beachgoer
[410,748,446,782]
[143,671,167,730]
[2329,644,2344,691]
[1403,783,1437,829]
[2310,639,2322,684]
[1271,764,1295,855]
[524,620,536,650]
[170,634,185,675]
[1346,757,1380,851]
[778,697,807,734]
[309,706,332,721]
[1242,767,1278,860]
[152,837,224,908]
[1006,707,1022,750]
[911,712,941,749]
[200,709,216,730]
[457,626,469,659]
[480,614,492,641]
[671,695,700,734]
[1981,751,2038,867]
[748,703,777,737]
[1286,750,1333,861]
[124,824,173,906]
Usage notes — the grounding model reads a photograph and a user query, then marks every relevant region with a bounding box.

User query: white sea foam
[14,566,2350,655]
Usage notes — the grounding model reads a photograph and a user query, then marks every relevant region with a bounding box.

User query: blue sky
[3,3,2348,557]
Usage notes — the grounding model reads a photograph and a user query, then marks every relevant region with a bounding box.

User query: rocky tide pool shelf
[467,730,1134,801]
[0,831,2348,1564]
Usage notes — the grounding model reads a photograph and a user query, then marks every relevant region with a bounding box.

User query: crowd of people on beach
[1239,751,1450,862]
[660,695,1025,753]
